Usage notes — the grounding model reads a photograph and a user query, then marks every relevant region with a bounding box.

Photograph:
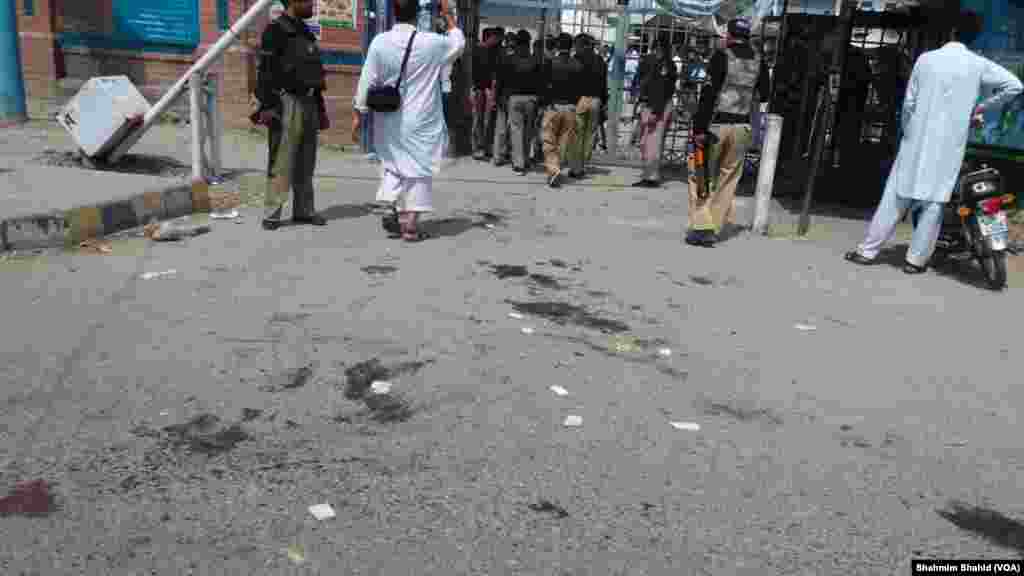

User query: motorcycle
[920,160,1015,290]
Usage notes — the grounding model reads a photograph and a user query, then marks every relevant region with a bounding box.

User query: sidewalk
[0,120,925,255]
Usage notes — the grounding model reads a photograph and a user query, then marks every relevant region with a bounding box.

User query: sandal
[844,251,876,265]
[399,212,428,243]
[902,262,927,274]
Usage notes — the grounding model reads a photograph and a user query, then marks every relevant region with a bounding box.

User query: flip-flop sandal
[902,262,927,274]
[401,230,429,242]
[844,251,876,265]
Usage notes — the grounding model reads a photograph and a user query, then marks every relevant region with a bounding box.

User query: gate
[768,8,936,207]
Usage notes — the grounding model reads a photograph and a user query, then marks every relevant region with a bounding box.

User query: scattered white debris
[508,312,525,320]
[521,327,535,335]
[657,348,673,357]
[370,381,392,395]
[794,324,817,332]
[484,224,496,230]
[563,415,583,427]
[946,439,968,447]
[140,269,177,280]
[210,209,240,220]
[159,410,170,416]
[308,503,336,520]
[670,421,701,432]
[549,385,569,397]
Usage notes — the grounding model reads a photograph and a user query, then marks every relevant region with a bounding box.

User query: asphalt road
[1,157,1022,575]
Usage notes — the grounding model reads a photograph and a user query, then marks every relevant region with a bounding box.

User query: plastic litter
[657,347,673,357]
[521,327,535,335]
[285,544,305,564]
[794,324,817,332]
[210,209,240,220]
[508,312,525,320]
[308,503,336,520]
[670,421,701,431]
[563,415,583,427]
[370,381,392,395]
[549,385,569,397]
[140,269,177,280]
[79,238,113,254]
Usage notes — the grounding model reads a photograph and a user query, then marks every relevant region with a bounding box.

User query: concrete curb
[1,179,212,252]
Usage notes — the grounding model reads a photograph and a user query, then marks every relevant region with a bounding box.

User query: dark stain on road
[507,300,631,334]
[344,359,391,399]
[491,264,529,279]
[162,414,249,454]
[703,400,784,426]
[269,312,311,325]
[528,499,570,518]
[364,393,414,423]
[937,500,1024,554]
[241,408,264,422]
[528,273,565,290]
[476,211,505,225]
[689,275,715,286]
[362,265,398,276]
[0,480,57,517]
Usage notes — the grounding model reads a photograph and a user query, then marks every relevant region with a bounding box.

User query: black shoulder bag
[367,31,417,113]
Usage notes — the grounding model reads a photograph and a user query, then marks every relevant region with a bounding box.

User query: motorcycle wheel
[979,250,1008,291]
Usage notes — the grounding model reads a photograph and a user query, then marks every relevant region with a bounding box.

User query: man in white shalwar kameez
[845,11,1022,274]
[352,0,465,242]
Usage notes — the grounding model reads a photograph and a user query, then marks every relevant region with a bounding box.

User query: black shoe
[382,213,400,235]
[262,219,281,231]
[493,159,509,167]
[844,251,876,266]
[903,262,927,274]
[568,171,584,179]
[548,172,561,188]
[632,179,656,188]
[293,214,327,226]
[685,230,715,247]
[512,166,526,175]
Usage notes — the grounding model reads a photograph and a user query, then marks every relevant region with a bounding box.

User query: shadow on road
[878,245,1005,291]
[322,203,376,221]
[937,501,1024,555]
[420,217,484,238]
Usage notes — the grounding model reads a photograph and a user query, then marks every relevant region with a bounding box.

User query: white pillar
[206,72,223,178]
[190,72,204,183]
[751,114,783,235]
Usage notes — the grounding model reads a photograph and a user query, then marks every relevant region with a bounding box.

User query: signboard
[963,0,1024,152]
[112,0,200,46]
[321,0,358,30]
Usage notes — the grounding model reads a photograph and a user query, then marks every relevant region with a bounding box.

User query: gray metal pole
[607,1,628,156]
[190,73,204,182]
[751,113,783,235]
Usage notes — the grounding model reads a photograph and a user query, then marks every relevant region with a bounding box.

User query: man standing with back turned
[352,0,465,242]
[844,10,1021,274]
[541,33,583,189]
[685,17,768,246]
[252,0,330,230]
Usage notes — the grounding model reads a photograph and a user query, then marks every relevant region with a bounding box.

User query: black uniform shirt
[497,52,542,97]
[544,52,583,105]
[255,14,325,112]
[577,51,608,99]
[638,54,678,115]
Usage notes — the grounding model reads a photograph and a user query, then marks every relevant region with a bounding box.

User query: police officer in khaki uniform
[540,33,583,188]
[252,0,329,230]
[686,18,769,247]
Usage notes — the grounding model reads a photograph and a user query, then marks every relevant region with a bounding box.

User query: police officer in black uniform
[252,0,329,230]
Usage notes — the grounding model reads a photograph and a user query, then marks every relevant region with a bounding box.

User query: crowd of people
[254,1,1023,278]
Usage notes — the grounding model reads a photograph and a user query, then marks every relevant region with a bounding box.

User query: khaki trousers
[542,104,576,177]
[265,92,319,221]
[569,96,601,173]
[688,123,752,233]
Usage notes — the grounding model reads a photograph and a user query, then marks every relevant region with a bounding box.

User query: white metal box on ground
[57,76,151,159]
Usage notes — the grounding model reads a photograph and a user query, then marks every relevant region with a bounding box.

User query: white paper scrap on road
[370,381,392,395]
[794,324,817,332]
[657,348,672,357]
[508,312,525,320]
[140,269,177,280]
[670,421,701,431]
[549,385,569,397]
[521,327,535,335]
[308,503,336,520]
[563,415,583,427]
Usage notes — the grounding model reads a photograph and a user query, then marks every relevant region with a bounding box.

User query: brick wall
[18,0,364,143]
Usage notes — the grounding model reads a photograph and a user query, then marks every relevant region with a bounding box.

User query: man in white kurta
[352,0,465,241]
[845,11,1022,274]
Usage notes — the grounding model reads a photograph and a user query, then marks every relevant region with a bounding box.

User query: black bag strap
[396,31,417,91]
